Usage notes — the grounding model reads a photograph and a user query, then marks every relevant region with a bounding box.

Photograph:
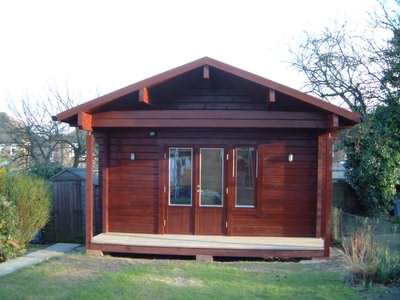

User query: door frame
[160,144,229,235]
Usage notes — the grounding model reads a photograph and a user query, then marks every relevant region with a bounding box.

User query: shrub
[7,173,51,248]
[343,229,400,286]
[375,248,400,285]
[0,171,51,261]
[0,195,19,262]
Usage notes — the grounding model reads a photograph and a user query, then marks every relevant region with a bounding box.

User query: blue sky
[0,0,380,113]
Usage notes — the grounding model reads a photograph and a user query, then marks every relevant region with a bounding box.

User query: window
[169,148,193,206]
[200,148,224,207]
[235,147,256,207]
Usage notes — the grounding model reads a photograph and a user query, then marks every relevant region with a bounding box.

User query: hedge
[0,169,51,262]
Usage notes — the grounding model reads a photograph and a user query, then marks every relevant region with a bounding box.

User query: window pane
[169,148,192,205]
[200,148,224,206]
[236,147,256,207]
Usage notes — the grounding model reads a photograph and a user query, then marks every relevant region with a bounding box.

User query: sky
[0,0,380,114]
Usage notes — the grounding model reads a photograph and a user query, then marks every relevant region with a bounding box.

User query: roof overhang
[56,56,361,126]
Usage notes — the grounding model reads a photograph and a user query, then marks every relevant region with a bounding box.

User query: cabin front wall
[97,127,320,238]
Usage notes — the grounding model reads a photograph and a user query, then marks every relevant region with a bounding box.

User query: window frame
[234,146,258,208]
[199,147,225,208]
[168,147,193,207]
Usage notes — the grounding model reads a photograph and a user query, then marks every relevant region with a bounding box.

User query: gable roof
[56,57,360,124]
[50,167,99,184]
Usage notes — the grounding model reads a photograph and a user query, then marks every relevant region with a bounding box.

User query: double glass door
[167,146,226,235]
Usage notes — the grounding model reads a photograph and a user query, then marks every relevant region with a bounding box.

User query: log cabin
[56,57,360,259]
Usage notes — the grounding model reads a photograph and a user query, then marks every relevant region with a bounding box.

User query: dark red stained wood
[269,89,276,103]
[166,207,193,234]
[94,118,327,129]
[193,146,226,235]
[101,134,109,233]
[93,110,326,119]
[331,114,339,128]
[203,65,210,79]
[97,128,321,238]
[85,133,94,248]
[316,135,325,238]
[78,112,92,131]
[323,132,334,257]
[157,147,165,233]
[139,87,150,104]
[92,111,329,129]
[315,131,334,256]
[90,242,324,259]
[56,57,360,124]
[93,111,328,128]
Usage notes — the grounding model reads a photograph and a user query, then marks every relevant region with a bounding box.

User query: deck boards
[92,233,323,251]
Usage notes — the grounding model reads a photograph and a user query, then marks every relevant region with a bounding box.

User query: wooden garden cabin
[56,57,360,259]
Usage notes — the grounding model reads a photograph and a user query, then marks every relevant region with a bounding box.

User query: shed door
[195,147,226,235]
[165,146,226,235]
[166,147,194,234]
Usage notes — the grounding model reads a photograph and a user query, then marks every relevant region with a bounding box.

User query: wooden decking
[90,233,325,258]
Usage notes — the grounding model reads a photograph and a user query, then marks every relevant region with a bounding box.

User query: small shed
[43,168,100,242]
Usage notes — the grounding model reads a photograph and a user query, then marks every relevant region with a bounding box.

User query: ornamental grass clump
[343,229,400,286]
[343,229,379,286]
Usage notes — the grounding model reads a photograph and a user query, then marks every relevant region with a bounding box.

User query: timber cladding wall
[97,128,318,237]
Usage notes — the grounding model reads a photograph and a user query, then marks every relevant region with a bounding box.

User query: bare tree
[290,4,399,118]
[7,89,85,169]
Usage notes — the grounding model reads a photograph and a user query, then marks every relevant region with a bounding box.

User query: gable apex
[56,57,360,124]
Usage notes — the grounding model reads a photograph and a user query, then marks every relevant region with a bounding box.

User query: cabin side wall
[97,128,320,237]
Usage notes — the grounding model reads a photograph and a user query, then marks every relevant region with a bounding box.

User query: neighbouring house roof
[56,57,361,125]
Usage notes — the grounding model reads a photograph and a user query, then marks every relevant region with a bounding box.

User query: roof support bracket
[203,65,210,79]
[139,87,150,104]
[269,89,276,103]
[78,112,92,131]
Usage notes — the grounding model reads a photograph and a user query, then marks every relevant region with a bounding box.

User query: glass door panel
[169,147,193,206]
[199,148,224,207]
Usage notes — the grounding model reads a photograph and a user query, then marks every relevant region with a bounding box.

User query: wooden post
[86,132,94,250]
[101,134,109,233]
[316,135,326,238]
[317,132,333,257]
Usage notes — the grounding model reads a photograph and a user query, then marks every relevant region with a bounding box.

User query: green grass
[0,253,395,300]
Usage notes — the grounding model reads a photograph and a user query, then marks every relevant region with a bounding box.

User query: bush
[343,229,400,286]
[0,170,51,262]
[0,195,18,262]
[375,248,400,285]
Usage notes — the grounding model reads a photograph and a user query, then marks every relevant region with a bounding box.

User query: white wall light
[288,154,294,162]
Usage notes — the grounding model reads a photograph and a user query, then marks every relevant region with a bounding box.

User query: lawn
[0,252,398,300]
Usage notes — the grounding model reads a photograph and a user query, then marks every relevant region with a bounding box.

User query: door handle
[196,184,201,193]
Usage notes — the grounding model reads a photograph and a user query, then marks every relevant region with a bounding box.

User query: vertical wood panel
[102,134,109,233]
[86,133,94,248]
[316,135,326,237]
[324,132,333,257]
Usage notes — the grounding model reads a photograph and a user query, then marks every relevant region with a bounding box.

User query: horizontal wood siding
[229,143,318,237]
[92,111,328,128]
[99,132,159,233]
[98,128,318,237]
